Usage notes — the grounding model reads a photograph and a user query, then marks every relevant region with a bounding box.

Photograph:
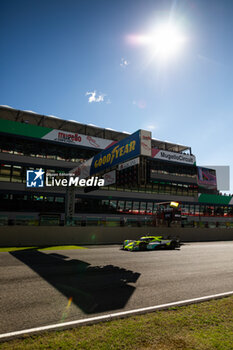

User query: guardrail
[1,214,233,228]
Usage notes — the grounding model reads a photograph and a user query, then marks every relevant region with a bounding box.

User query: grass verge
[0,245,86,252]
[0,296,232,350]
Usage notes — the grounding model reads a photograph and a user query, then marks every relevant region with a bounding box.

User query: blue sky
[1,0,233,192]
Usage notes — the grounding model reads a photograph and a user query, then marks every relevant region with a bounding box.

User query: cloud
[132,99,146,109]
[86,91,105,103]
[147,125,156,130]
[197,54,223,67]
[120,58,129,68]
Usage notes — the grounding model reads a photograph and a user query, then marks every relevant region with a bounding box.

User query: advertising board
[0,119,113,150]
[90,130,141,175]
[118,157,140,171]
[197,167,217,190]
[152,148,196,165]
[42,129,113,149]
[103,170,116,186]
[72,130,146,178]
[140,130,152,156]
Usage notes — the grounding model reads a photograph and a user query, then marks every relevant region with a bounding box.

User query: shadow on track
[10,249,140,314]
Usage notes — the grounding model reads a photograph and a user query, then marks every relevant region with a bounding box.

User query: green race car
[122,235,181,251]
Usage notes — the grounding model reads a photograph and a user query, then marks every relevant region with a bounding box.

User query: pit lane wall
[0,226,232,246]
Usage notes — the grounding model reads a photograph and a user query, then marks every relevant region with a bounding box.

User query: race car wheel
[139,242,147,251]
[169,241,176,250]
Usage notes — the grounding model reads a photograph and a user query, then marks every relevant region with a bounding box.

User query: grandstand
[0,105,232,228]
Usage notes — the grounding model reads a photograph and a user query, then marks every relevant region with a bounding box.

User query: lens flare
[61,297,73,322]
[149,23,186,60]
[126,21,186,64]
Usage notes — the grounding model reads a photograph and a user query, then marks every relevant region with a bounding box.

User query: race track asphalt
[0,241,233,334]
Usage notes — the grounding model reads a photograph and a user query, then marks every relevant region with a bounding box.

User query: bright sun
[149,23,186,61]
[127,21,186,63]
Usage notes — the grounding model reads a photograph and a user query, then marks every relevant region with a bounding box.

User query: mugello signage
[42,129,113,149]
[140,130,152,156]
[152,148,196,165]
[0,119,113,150]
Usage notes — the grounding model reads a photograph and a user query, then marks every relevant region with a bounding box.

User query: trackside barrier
[1,214,233,228]
[0,226,232,247]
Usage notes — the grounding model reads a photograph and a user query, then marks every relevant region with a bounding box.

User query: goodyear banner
[72,130,142,178]
[90,130,141,175]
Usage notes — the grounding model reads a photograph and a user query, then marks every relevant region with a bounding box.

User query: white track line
[0,290,233,341]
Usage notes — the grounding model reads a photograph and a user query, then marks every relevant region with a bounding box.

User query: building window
[55,197,64,203]
[147,202,153,214]
[140,202,147,214]
[117,201,125,213]
[109,200,117,211]
[132,202,139,214]
[0,164,11,182]
[125,201,132,212]
[11,165,23,183]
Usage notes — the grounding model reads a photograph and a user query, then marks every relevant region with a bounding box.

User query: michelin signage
[152,148,196,165]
